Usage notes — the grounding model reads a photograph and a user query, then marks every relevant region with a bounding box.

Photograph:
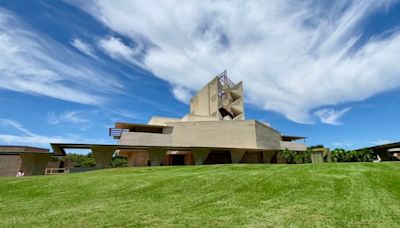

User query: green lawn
[1,163,399,227]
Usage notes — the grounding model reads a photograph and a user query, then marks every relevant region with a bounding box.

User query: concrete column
[20,153,51,176]
[231,149,246,163]
[263,151,276,163]
[148,147,167,166]
[192,148,211,165]
[92,146,115,169]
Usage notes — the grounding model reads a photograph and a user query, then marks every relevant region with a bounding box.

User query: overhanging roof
[0,145,50,155]
[50,143,271,156]
[356,141,400,152]
[281,135,306,141]
[115,122,172,129]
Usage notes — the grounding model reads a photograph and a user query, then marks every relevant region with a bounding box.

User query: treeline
[54,153,127,168]
[278,147,390,164]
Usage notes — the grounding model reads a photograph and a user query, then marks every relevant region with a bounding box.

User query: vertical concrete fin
[92,146,116,169]
[231,149,246,163]
[20,153,51,176]
[148,147,167,166]
[192,148,211,165]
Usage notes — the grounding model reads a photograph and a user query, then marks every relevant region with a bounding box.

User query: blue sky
[0,0,400,150]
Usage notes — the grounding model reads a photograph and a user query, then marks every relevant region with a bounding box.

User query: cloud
[98,36,145,68]
[0,8,121,105]
[369,139,393,145]
[314,107,351,125]
[71,38,97,58]
[171,85,191,104]
[0,118,110,148]
[72,0,400,124]
[47,111,89,125]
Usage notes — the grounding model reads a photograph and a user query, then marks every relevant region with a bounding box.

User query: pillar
[92,146,115,169]
[231,149,246,163]
[263,151,276,163]
[192,148,211,165]
[20,153,51,176]
[148,147,167,166]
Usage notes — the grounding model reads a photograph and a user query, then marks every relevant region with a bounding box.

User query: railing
[44,168,70,175]
[217,70,235,88]
[109,128,129,137]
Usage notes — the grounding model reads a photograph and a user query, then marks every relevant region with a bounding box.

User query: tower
[189,70,245,120]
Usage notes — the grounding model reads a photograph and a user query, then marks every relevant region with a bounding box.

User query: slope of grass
[0,163,399,227]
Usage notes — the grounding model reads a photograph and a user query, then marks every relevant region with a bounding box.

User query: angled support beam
[192,148,211,165]
[148,147,167,166]
[231,149,246,163]
[92,146,116,169]
[263,151,276,163]
[20,153,51,176]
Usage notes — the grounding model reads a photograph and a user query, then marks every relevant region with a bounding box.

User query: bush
[278,149,311,164]
[331,149,374,162]
[112,157,128,167]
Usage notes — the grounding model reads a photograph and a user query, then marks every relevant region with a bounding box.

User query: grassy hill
[1,163,399,227]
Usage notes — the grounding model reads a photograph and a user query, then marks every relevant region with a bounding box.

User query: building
[0,146,52,176]
[51,71,307,168]
[356,142,400,161]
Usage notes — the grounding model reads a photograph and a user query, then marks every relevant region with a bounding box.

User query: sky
[1,0,400,151]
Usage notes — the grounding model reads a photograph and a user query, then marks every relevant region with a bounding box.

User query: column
[192,148,211,165]
[148,147,167,166]
[263,151,276,163]
[92,146,116,169]
[231,149,246,163]
[20,153,51,176]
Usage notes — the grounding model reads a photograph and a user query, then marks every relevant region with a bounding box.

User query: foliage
[58,153,128,168]
[111,157,128,168]
[278,148,311,164]
[332,148,374,162]
[62,153,96,167]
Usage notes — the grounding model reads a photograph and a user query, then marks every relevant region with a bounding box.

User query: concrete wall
[280,141,307,151]
[169,120,258,149]
[0,155,22,176]
[255,121,282,150]
[148,116,181,125]
[119,132,173,147]
[180,114,219,122]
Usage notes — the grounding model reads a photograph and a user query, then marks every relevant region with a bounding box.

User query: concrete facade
[49,71,307,169]
[0,146,53,176]
[109,71,307,166]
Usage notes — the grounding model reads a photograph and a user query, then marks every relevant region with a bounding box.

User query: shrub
[331,149,374,162]
[278,149,311,164]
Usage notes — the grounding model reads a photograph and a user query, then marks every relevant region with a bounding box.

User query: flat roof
[50,143,269,156]
[281,135,306,141]
[114,122,172,129]
[356,141,400,152]
[0,146,49,154]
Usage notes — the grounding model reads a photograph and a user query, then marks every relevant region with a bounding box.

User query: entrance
[171,154,185,165]
[204,151,232,164]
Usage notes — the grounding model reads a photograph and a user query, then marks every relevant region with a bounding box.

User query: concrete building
[0,146,52,176]
[52,71,307,168]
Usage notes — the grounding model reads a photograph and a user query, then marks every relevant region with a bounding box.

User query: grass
[0,163,400,227]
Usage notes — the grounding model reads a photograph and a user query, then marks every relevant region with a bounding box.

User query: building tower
[189,70,245,120]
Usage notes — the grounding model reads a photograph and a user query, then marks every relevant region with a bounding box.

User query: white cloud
[0,8,121,105]
[72,0,400,124]
[47,111,89,125]
[369,139,393,145]
[98,36,144,67]
[71,38,96,58]
[314,107,351,125]
[0,118,110,148]
[171,85,191,104]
